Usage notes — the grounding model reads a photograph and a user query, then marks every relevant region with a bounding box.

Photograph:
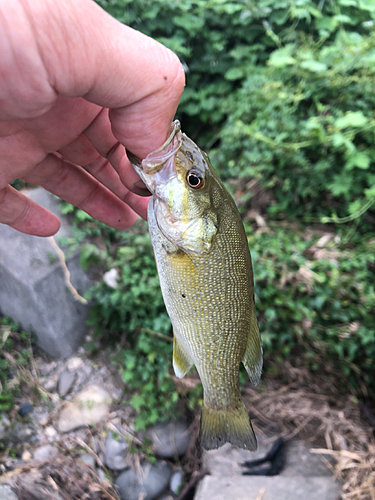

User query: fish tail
[200,399,257,451]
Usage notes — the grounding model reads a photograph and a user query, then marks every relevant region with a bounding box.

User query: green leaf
[225,67,245,80]
[268,45,296,68]
[345,151,371,170]
[300,60,328,72]
[335,111,368,129]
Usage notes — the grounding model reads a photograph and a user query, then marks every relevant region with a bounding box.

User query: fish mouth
[126,120,182,175]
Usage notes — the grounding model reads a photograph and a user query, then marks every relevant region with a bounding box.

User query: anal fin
[243,299,263,386]
[173,335,193,378]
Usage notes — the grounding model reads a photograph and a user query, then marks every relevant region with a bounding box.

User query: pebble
[0,484,19,500]
[170,469,184,495]
[66,357,84,371]
[0,413,11,436]
[33,444,59,461]
[43,376,57,392]
[79,452,96,469]
[147,419,191,458]
[39,415,49,426]
[57,370,76,396]
[103,268,119,288]
[45,426,58,439]
[57,384,112,432]
[18,403,33,417]
[21,450,32,461]
[115,461,172,500]
[104,432,129,471]
[97,468,106,483]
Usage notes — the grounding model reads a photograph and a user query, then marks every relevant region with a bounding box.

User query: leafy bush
[250,226,375,391]
[0,318,33,412]
[212,31,375,221]
[80,0,375,417]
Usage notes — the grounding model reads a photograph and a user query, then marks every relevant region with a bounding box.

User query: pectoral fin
[242,299,263,386]
[173,335,193,378]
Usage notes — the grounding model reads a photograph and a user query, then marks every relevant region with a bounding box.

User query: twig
[49,236,88,304]
[256,487,266,500]
[74,437,105,468]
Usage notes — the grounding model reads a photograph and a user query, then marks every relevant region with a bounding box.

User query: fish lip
[126,120,182,175]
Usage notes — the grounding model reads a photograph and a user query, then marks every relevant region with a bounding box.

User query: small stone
[58,370,76,396]
[0,413,11,436]
[79,452,96,469]
[43,377,57,392]
[57,384,112,433]
[170,469,184,494]
[21,450,32,461]
[39,415,49,426]
[0,484,19,500]
[97,468,106,483]
[147,419,191,458]
[103,268,119,288]
[104,432,129,471]
[33,444,59,461]
[45,426,58,439]
[66,357,84,371]
[115,461,172,500]
[18,403,33,417]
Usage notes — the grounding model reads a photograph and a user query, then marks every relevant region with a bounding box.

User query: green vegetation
[69,0,375,426]
[0,317,34,412]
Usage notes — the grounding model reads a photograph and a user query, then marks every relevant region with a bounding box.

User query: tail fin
[200,400,257,451]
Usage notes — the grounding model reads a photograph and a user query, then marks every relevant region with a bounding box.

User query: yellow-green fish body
[128,121,262,450]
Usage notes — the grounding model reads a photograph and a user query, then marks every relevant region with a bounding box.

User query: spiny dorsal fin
[173,334,193,378]
[242,299,263,386]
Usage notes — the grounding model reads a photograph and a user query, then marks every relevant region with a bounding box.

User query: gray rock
[97,468,106,483]
[57,370,76,396]
[104,432,129,471]
[0,413,11,437]
[0,187,92,358]
[147,419,191,458]
[195,476,341,500]
[57,384,112,432]
[66,357,84,371]
[33,444,59,462]
[0,485,19,500]
[79,452,96,469]
[170,468,184,494]
[115,461,172,500]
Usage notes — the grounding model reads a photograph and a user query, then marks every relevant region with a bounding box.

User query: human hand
[0,0,185,236]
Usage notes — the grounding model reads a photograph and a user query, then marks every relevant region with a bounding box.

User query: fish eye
[186,170,205,190]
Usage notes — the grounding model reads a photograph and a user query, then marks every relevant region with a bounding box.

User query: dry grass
[2,455,121,500]
[242,364,375,500]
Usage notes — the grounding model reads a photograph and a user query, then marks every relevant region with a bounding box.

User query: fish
[127,120,262,451]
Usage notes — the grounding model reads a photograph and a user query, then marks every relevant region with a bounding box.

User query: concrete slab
[195,475,341,500]
[203,439,334,477]
[0,188,92,357]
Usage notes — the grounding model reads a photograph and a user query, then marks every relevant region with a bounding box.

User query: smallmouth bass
[127,121,262,450]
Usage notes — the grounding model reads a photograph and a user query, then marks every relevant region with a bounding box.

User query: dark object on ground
[18,403,33,417]
[241,438,285,476]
